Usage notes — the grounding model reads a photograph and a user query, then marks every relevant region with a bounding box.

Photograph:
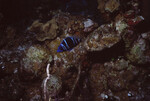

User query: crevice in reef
[87,40,125,64]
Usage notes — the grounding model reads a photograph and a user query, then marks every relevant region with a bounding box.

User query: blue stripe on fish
[57,36,81,52]
[63,39,70,49]
[70,37,76,45]
[61,44,67,50]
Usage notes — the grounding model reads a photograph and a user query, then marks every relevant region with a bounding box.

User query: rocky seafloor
[0,0,150,101]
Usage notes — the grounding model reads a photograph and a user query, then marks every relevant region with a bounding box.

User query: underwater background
[0,0,150,101]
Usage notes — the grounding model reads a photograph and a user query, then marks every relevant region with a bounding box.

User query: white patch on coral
[84,19,94,28]
[100,93,108,99]
[115,20,128,34]
[84,19,95,32]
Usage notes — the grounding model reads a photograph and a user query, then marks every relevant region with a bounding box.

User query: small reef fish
[57,36,81,52]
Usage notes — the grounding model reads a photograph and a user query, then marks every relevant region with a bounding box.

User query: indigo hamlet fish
[57,36,81,52]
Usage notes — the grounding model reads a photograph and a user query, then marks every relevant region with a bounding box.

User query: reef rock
[42,74,62,99]
[83,19,98,33]
[107,61,139,91]
[84,23,121,51]
[29,18,59,41]
[127,16,144,27]
[89,59,139,101]
[97,0,120,13]
[21,45,50,80]
[0,48,21,77]
[115,14,128,34]
[0,76,23,101]
[126,32,150,64]
[104,59,130,71]
[54,12,84,36]
[122,12,145,50]
[54,12,97,37]
[105,0,120,13]
[89,63,108,101]
[22,85,42,101]
[97,0,106,13]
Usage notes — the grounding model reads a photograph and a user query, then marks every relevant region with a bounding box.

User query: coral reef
[22,84,42,101]
[84,23,121,51]
[43,74,62,100]
[105,0,120,13]
[89,59,140,101]
[0,0,149,101]
[29,19,59,41]
[0,76,23,101]
[83,19,98,32]
[126,32,150,64]
[20,45,50,80]
[54,12,97,36]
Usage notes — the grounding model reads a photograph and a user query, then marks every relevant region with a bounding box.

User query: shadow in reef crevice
[87,40,125,64]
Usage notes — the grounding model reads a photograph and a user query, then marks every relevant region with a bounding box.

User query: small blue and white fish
[57,36,81,52]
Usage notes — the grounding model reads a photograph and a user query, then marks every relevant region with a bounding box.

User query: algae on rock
[29,19,59,41]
